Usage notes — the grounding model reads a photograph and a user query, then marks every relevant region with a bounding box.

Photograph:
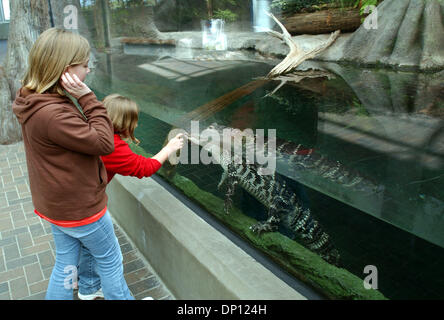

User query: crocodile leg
[218,163,239,214]
[223,179,238,214]
[250,197,284,235]
[217,170,228,190]
[250,214,280,235]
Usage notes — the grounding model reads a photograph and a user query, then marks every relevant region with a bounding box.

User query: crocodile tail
[324,248,341,267]
[308,231,341,267]
[288,208,341,266]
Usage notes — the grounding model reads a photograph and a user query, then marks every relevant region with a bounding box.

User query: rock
[335,0,444,71]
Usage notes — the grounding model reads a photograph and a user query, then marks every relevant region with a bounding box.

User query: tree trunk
[206,0,213,19]
[280,8,363,35]
[0,0,50,144]
[93,0,111,48]
[50,0,93,37]
[340,0,444,71]
[128,4,163,39]
[50,0,98,67]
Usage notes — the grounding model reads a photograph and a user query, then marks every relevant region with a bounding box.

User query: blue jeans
[46,210,134,300]
[77,243,101,295]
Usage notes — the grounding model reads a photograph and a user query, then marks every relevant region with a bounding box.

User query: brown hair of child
[103,94,140,145]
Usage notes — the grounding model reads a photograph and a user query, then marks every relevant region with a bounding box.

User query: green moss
[129,142,387,300]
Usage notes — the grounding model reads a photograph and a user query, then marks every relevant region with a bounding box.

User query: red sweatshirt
[101,134,162,183]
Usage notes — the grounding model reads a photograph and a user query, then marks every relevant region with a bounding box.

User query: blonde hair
[103,94,140,144]
[23,28,90,95]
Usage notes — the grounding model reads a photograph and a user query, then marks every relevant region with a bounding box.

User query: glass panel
[71,0,444,299]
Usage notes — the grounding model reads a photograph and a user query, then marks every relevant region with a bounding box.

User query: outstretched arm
[102,134,184,180]
[152,133,184,165]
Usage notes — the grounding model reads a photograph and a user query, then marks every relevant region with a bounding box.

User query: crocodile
[210,123,384,195]
[220,157,341,266]
[275,141,383,193]
[184,124,341,266]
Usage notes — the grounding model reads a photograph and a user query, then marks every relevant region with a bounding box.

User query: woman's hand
[60,72,92,99]
[166,133,185,154]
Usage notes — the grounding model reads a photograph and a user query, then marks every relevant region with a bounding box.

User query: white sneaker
[142,297,154,300]
[78,288,105,300]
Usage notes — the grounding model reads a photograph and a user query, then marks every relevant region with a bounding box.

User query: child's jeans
[45,210,134,300]
[78,243,101,296]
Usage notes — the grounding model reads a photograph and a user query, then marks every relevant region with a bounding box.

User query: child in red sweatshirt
[77,93,183,300]
[100,93,183,183]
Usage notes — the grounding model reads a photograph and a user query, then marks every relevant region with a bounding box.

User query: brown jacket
[12,87,114,221]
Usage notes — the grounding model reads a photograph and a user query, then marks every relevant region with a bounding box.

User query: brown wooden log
[120,37,176,46]
[281,8,364,35]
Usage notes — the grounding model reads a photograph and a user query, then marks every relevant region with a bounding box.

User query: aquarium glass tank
[75,0,443,300]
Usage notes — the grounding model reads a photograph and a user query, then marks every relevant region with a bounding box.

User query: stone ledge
[106,175,306,300]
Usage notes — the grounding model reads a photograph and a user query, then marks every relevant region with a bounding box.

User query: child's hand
[166,133,184,153]
[60,73,92,99]
[152,133,185,165]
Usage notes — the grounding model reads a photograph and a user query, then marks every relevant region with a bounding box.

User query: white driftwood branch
[264,80,287,98]
[265,69,336,97]
[265,11,340,78]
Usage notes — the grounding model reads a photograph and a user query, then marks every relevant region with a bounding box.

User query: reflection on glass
[201,19,227,51]
[252,0,272,32]
[2,0,9,21]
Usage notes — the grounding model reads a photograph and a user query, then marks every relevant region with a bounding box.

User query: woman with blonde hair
[12,28,134,300]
